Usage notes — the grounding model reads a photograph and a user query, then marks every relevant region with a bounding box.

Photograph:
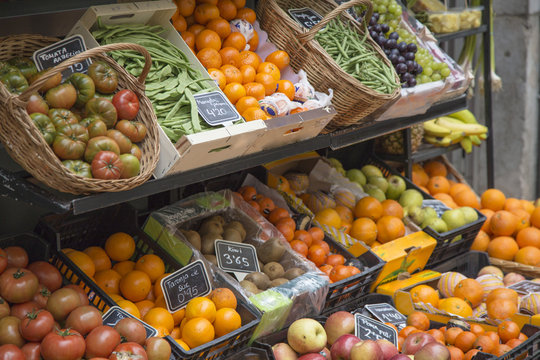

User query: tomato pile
[1,57,148,180]
[0,245,171,360]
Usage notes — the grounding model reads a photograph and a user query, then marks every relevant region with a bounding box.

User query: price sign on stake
[354,313,399,347]
[194,91,241,127]
[508,280,540,294]
[161,260,211,313]
[288,8,323,29]
[32,35,91,79]
[102,306,157,338]
[364,303,408,330]
[215,240,259,281]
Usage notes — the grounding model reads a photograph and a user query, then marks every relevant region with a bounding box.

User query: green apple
[422,217,448,233]
[361,164,383,179]
[460,206,479,224]
[346,168,367,186]
[423,207,438,220]
[408,206,425,226]
[366,187,386,202]
[399,189,424,209]
[386,175,406,200]
[367,176,388,193]
[441,209,467,230]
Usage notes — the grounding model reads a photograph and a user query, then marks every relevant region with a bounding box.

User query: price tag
[354,313,399,347]
[160,260,212,313]
[508,280,540,294]
[215,240,259,281]
[32,35,91,79]
[194,91,241,127]
[288,8,323,29]
[333,0,358,17]
[364,303,408,330]
[102,306,157,338]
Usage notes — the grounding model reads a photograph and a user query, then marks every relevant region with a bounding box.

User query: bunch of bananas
[423,109,488,153]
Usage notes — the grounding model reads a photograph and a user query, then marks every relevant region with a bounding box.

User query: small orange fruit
[276,80,295,101]
[181,31,196,50]
[410,284,439,307]
[334,205,354,224]
[185,297,217,322]
[514,246,540,266]
[105,232,135,262]
[454,331,477,353]
[255,72,277,96]
[314,208,342,228]
[470,323,485,337]
[504,198,524,211]
[293,230,313,246]
[144,307,175,333]
[486,298,518,320]
[423,160,447,177]
[135,254,166,283]
[239,65,256,84]
[207,68,226,90]
[247,30,259,51]
[307,245,327,266]
[172,15,187,32]
[325,254,346,267]
[235,96,259,114]
[445,327,464,345]
[182,317,214,349]
[214,308,241,337]
[119,270,152,303]
[265,50,290,70]
[231,0,245,8]
[219,47,240,67]
[329,264,354,283]
[209,287,237,310]
[220,64,243,84]
[376,216,405,244]
[490,210,518,236]
[449,183,471,198]
[205,17,231,39]
[94,269,122,295]
[188,23,205,37]
[242,106,266,121]
[223,32,247,51]
[487,236,519,261]
[195,29,221,51]
[427,176,450,195]
[447,346,464,360]
[481,189,506,211]
[113,260,135,277]
[498,320,520,343]
[406,311,430,331]
[236,7,256,23]
[67,251,95,278]
[244,82,265,100]
[216,0,237,20]
[223,82,246,104]
[381,199,404,218]
[453,190,481,209]
[117,299,141,319]
[308,227,325,243]
[177,0,196,17]
[196,48,222,69]
[134,300,155,319]
[531,207,540,228]
[237,50,261,69]
[257,62,281,82]
[290,240,308,257]
[470,230,490,252]
[516,226,540,248]
[472,334,495,354]
[438,297,473,317]
[454,278,484,308]
[83,246,112,272]
[354,196,383,221]
[193,3,220,24]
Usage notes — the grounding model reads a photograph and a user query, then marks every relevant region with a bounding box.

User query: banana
[460,137,473,153]
[479,133,488,140]
[423,119,452,137]
[435,116,488,136]
[449,109,478,124]
[469,135,482,146]
[448,131,466,144]
[425,135,452,147]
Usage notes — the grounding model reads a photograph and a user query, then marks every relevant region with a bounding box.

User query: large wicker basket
[256,0,401,133]
[0,35,159,194]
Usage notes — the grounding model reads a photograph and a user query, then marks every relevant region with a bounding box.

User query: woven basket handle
[298,0,373,43]
[18,42,152,102]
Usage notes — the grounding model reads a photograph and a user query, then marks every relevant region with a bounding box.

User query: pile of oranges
[236,185,361,284]
[171,0,296,121]
[396,311,528,359]
[64,232,241,351]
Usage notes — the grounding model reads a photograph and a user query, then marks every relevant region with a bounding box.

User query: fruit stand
[0,0,539,360]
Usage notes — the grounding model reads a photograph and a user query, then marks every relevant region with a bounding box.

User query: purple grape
[416,64,423,75]
[407,43,418,53]
[389,32,399,40]
[390,48,400,56]
[384,49,392,56]
[408,78,417,87]
[402,72,413,82]
[370,30,379,39]
[396,63,407,74]
[369,17,377,26]
[406,60,415,72]
[405,52,415,61]
[386,39,397,49]
[373,24,382,33]
[401,82,409,88]
[381,24,390,33]
[389,54,399,64]
[397,42,408,53]
[377,36,387,46]
[397,56,406,64]
[373,12,380,20]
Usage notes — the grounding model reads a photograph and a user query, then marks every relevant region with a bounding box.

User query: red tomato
[0,268,38,303]
[10,301,39,319]
[19,309,54,342]
[26,93,49,115]
[32,284,51,309]
[112,89,140,120]
[0,297,9,319]
[5,247,28,268]
[27,261,62,292]
[0,316,25,348]
[109,342,147,360]
[115,120,147,142]
[40,328,86,360]
[0,344,25,360]
[145,337,171,360]
[65,305,103,336]
[85,325,121,358]
[91,151,123,180]
[63,284,90,306]
[114,318,146,345]
[21,342,41,360]
[46,287,82,322]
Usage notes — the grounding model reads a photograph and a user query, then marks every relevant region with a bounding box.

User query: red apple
[414,342,451,360]
[389,355,411,360]
[503,272,525,286]
[298,354,326,360]
[273,342,298,360]
[402,333,436,355]
[350,340,383,360]
[376,339,399,360]
[330,334,361,360]
[288,318,327,355]
[321,347,330,358]
[325,311,355,345]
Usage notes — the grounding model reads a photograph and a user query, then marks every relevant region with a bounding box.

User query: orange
[504,198,523,211]
[67,250,96,278]
[119,270,152,302]
[487,236,519,261]
[438,297,473,317]
[492,344,512,356]
[104,232,135,262]
[135,300,155,319]
[144,307,175,333]
[216,0,237,20]
[334,205,354,224]
[506,339,523,348]
[154,295,167,309]
[117,299,141,319]
[522,200,535,214]
[454,278,484,308]
[171,308,185,326]
[243,82,265,100]
[481,189,506,211]
[314,208,342,228]
[514,246,540,266]
[490,210,518,236]
[484,331,500,345]
[276,80,295,101]
[153,273,171,299]
[223,32,247,51]
[423,160,447,177]
[177,0,196,17]
[308,227,325,243]
[445,327,464,345]
[498,320,520,343]
[181,31,196,50]
[235,7,256,23]
[220,64,243,84]
[195,29,221,51]
[109,294,124,303]
[290,240,308,256]
[206,18,231,39]
[376,216,405,244]
[427,328,445,343]
[325,254,346,267]
[410,284,439,307]
[185,14,196,26]
[242,106,266,121]
[453,190,481,209]
[255,72,277,96]
[267,207,289,225]
[447,346,464,360]
[434,193,458,209]
[153,325,170,337]
[265,50,290,70]
[329,264,354,282]
[399,326,418,338]
[275,217,295,232]
[207,68,226,89]
[83,246,111,272]
[235,96,259,114]
[449,183,471,198]
[94,269,122,295]
[427,176,450,195]
[182,317,214,349]
[219,47,240,67]
[531,207,540,228]
[223,82,246,104]
[188,24,205,37]
[185,297,217,322]
[406,311,430,331]
[172,15,187,32]
[231,0,245,8]
[193,3,220,24]
[196,48,222,69]
[516,226,540,248]
[317,241,330,255]
[239,65,256,84]
[470,230,490,252]
[257,62,281,82]
[238,50,261,69]
[480,208,494,234]
[486,288,518,306]
[486,298,518,320]
[307,245,327,266]
[472,335,496,354]
[113,260,135,277]
[463,349,480,360]
[510,208,530,233]
[170,327,181,340]
[135,254,165,283]
[213,307,241,337]
[247,30,259,51]
[210,288,237,310]
[293,230,313,247]
[381,199,404,218]
[470,323,485,337]
[454,331,477,353]
[354,196,383,221]
[412,169,429,188]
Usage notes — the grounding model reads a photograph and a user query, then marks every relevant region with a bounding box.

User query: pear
[422,217,448,233]
[423,207,438,220]
[367,176,388,193]
[441,209,467,230]
[459,206,479,224]
[366,187,386,202]
[346,168,367,186]
[361,165,383,178]
[399,189,424,209]
[408,206,425,226]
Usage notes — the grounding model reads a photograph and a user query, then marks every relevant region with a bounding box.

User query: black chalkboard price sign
[102,306,157,338]
[32,35,91,79]
[354,313,399,346]
[287,8,323,29]
[215,240,259,274]
[161,260,212,313]
[194,91,241,126]
[508,280,540,294]
[364,303,408,330]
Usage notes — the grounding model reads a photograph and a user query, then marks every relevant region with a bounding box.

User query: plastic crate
[361,155,486,268]
[223,341,274,360]
[35,203,261,360]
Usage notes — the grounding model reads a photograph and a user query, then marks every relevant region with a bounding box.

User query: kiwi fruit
[284,267,305,280]
[225,221,246,240]
[201,233,220,255]
[257,238,286,264]
[204,254,218,266]
[245,272,271,290]
[270,278,289,287]
[262,262,285,280]
[199,220,223,236]
[240,280,259,294]
[222,228,243,243]
[180,229,201,251]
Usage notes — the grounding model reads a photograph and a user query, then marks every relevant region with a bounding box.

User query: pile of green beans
[93,22,218,143]
[314,19,399,94]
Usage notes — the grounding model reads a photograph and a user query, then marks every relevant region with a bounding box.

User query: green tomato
[68,73,96,108]
[30,113,56,145]
[88,61,118,94]
[7,57,37,80]
[119,153,140,179]
[48,109,79,130]
[62,160,92,178]
[0,70,29,94]
[85,98,117,129]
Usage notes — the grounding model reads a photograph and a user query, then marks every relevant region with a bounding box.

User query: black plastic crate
[35,203,261,360]
[223,341,274,360]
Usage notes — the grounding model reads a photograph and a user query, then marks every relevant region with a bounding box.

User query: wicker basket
[0,35,159,194]
[489,258,540,279]
[256,0,401,133]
